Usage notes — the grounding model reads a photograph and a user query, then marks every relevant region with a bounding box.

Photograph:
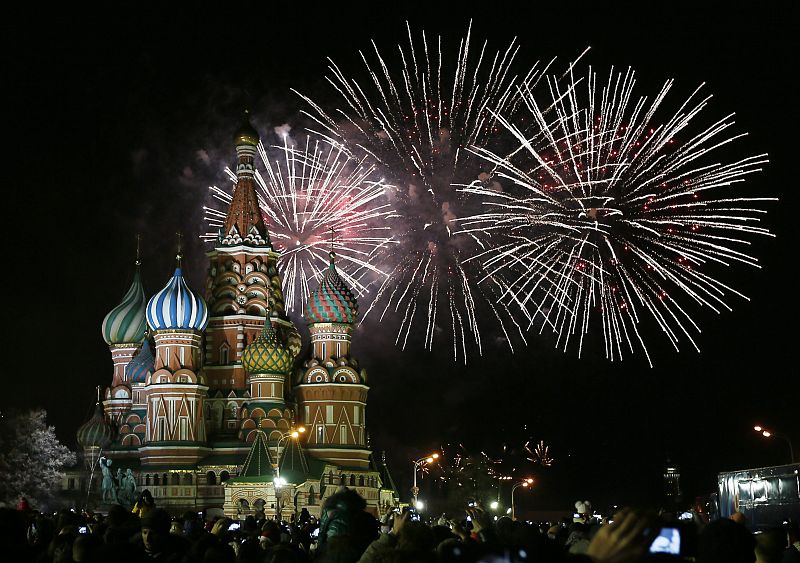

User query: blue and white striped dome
[102,267,147,345]
[146,268,209,331]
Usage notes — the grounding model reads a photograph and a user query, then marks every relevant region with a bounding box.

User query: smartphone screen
[649,527,680,554]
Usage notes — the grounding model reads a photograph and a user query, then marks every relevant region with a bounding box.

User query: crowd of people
[1,488,798,563]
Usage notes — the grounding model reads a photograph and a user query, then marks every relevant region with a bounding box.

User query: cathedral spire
[221,110,270,247]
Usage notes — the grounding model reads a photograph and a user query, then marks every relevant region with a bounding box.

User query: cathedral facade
[76,116,398,519]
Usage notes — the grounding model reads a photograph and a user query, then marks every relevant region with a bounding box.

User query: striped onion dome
[146,267,209,331]
[127,338,154,383]
[305,252,358,324]
[76,403,114,449]
[242,315,293,375]
[101,267,147,345]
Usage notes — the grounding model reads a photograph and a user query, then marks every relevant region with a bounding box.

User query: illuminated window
[316,425,325,444]
[340,426,346,443]
[326,405,334,423]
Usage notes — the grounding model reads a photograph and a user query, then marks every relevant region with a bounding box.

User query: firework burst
[295,22,585,361]
[525,440,554,467]
[459,66,775,365]
[204,136,396,313]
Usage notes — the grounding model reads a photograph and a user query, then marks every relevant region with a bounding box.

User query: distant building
[663,459,682,507]
[74,115,399,519]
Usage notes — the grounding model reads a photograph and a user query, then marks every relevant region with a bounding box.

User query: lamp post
[275,426,306,482]
[411,452,439,507]
[272,426,305,520]
[511,478,534,521]
[754,426,795,463]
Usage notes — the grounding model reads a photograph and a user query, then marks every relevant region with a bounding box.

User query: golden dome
[234,111,260,146]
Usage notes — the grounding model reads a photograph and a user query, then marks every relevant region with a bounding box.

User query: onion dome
[76,403,114,449]
[102,267,147,345]
[234,111,260,147]
[127,338,155,383]
[305,252,358,324]
[242,314,293,375]
[146,268,209,331]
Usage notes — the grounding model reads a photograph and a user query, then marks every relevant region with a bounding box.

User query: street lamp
[489,500,499,510]
[411,452,439,506]
[753,425,795,463]
[511,478,534,521]
[275,426,306,482]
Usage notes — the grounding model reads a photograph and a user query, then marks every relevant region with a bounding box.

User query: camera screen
[228,522,240,531]
[649,527,680,554]
[78,526,88,534]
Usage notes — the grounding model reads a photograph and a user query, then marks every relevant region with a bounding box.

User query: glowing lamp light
[415,501,424,510]
[431,453,440,459]
[506,508,512,515]
[763,431,772,437]
[490,501,499,510]
[298,427,306,433]
[274,477,287,487]
[754,426,762,432]
[525,478,534,484]
[290,431,299,438]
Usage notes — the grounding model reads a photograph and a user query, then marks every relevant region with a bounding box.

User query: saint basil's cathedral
[74,116,399,518]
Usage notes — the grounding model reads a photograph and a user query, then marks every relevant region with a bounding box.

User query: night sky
[5,3,797,514]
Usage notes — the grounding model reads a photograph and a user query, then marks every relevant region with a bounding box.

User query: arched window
[220,470,230,483]
[162,473,168,486]
[171,473,180,485]
[349,474,356,486]
[359,475,365,487]
[145,474,151,486]
[183,473,193,485]
[153,474,160,486]
[308,487,316,505]
[206,471,217,486]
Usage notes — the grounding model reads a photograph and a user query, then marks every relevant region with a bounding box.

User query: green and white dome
[102,267,147,345]
[242,315,293,375]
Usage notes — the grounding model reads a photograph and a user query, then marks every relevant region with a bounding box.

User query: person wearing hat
[139,508,189,561]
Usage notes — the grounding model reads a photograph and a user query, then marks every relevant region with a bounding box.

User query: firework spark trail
[295,22,587,362]
[458,66,775,366]
[203,136,396,314]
